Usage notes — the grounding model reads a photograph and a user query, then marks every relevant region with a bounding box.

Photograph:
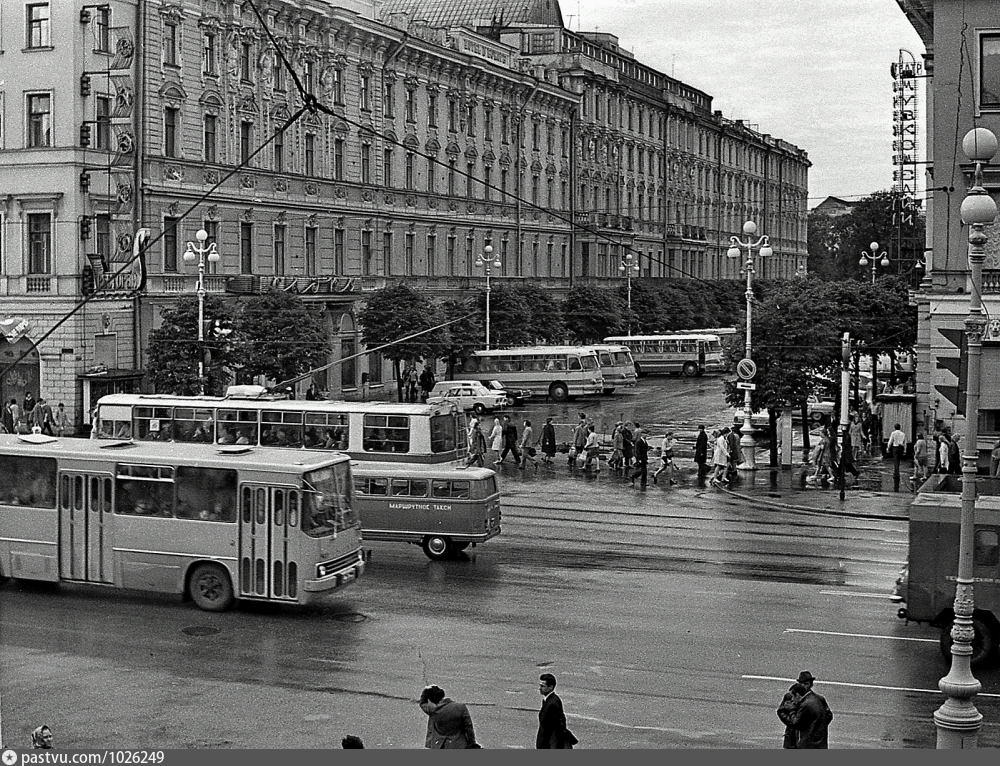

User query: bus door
[58,472,114,583]
[238,484,299,601]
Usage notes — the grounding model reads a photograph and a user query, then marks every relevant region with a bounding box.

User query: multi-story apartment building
[899,0,1000,460]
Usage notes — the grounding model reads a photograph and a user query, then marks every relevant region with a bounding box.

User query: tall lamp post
[934,127,997,749]
[859,241,890,284]
[475,243,500,350]
[727,220,772,471]
[619,252,640,336]
[184,228,220,395]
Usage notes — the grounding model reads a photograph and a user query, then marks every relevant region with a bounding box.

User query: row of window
[24,3,111,51]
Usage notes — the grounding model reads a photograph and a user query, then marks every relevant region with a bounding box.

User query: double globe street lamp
[727,220,772,471]
[619,252,640,336]
[184,229,220,395]
[859,241,890,284]
[476,243,500,350]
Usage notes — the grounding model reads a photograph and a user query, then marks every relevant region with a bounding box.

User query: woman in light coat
[489,417,504,463]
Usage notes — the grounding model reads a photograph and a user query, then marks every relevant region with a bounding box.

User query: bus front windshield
[303,463,358,537]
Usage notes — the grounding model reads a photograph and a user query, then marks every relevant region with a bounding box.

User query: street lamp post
[727,220,772,471]
[619,252,640,336]
[475,243,500,350]
[934,127,997,749]
[859,241,890,284]
[183,228,220,395]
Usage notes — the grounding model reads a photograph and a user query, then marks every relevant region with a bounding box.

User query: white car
[427,380,508,415]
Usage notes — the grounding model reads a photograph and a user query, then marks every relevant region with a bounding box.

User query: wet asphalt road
[2,377,999,749]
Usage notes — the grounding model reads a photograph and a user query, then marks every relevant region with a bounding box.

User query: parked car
[732,396,836,430]
[483,379,530,405]
[427,380,508,415]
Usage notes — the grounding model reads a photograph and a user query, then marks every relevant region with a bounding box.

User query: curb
[711,483,909,521]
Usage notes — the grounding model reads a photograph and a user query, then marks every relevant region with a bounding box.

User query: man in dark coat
[694,424,709,476]
[776,682,809,748]
[420,685,478,749]
[790,671,833,749]
[536,673,577,749]
[630,432,649,487]
[500,415,522,465]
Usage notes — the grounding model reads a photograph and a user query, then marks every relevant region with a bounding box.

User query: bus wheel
[939,617,996,667]
[682,362,699,377]
[189,563,235,612]
[422,536,454,561]
[549,382,569,402]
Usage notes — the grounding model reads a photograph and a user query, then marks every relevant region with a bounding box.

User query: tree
[476,284,533,347]
[440,297,483,379]
[515,283,565,343]
[235,290,329,387]
[562,285,624,342]
[146,295,238,395]
[358,283,448,401]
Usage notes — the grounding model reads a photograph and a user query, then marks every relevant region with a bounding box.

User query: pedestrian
[489,417,504,463]
[630,430,649,487]
[1,398,13,434]
[38,398,54,436]
[789,671,833,749]
[570,416,587,467]
[725,425,742,479]
[992,439,1000,479]
[776,682,809,749]
[540,417,557,463]
[710,429,729,486]
[621,421,634,469]
[937,433,950,474]
[419,363,436,403]
[305,384,318,401]
[608,422,624,469]
[913,432,930,481]
[632,421,644,445]
[23,390,36,415]
[848,415,864,462]
[520,419,538,469]
[582,424,600,471]
[948,434,962,475]
[536,673,578,749]
[808,430,834,485]
[694,424,709,477]
[31,725,53,749]
[887,422,906,490]
[840,429,860,482]
[405,365,419,403]
[341,735,365,749]
[419,684,478,749]
[54,402,70,437]
[467,421,487,467]
[652,432,677,485]
[500,415,521,465]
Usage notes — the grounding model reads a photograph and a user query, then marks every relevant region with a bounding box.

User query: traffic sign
[736,381,757,391]
[736,358,757,380]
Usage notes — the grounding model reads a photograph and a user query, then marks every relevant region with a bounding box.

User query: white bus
[603,334,725,377]
[462,346,604,401]
[588,344,638,394]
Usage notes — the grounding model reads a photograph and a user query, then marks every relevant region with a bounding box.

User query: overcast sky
[567,0,926,208]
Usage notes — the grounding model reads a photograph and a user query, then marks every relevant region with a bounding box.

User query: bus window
[354,477,388,495]
[974,530,1000,567]
[391,479,428,497]
[430,414,457,453]
[599,352,613,366]
[115,464,174,517]
[174,466,237,522]
[432,480,470,499]
[218,409,258,445]
[581,356,597,370]
[134,407,173,441]
[364,414,410,453]
[0,456,56,508]
[99,418,132,439]
[173,408,215,444]
[261,411,304,448]
[568,356,582,370]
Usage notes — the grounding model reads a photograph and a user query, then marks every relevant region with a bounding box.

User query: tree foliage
[516,283,565,343]
[476,284,534,347]
[234,290,329,386]
[146,295,238,395]
[563,285,624,342]
[440,297,483,378]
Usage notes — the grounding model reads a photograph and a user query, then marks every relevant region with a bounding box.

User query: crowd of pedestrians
[1,392,69,436]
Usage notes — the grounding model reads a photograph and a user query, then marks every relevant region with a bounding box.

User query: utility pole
[839,332,851,501]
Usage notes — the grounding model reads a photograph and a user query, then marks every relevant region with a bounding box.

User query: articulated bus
[603,334,725,377]
[588,345,638,394]
[94,393,467,464]
[463,346,604,401]
[352,462,501,560]
[0,435,364,611]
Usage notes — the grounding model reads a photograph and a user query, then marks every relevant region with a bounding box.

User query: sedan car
[427,380,508,415]
[483,379,530,405]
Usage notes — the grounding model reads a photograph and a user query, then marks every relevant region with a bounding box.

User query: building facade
[900,0,1000,459]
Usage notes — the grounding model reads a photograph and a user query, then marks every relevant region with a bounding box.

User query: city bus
[462,346,604,401]
[893,473,1000,666]
[0,434,364,611]
[588,344,638,394]
[603,334,725,377]
[93,392,467,464]
[352,462,501,560]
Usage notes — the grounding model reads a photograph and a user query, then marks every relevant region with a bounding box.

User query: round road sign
[736,358,757,380]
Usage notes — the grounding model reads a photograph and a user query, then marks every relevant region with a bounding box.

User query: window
[163,216,179,272]
[363,414,410,454]
[427,157,436,192]
[95,214,112,263]
[95,7,111,52]
[501,167,508,199]
[240,222,253,274]
[532,174,540,205]
[305,134,315,175]
[92,95,112,149]
[974,529,1000,567]
[485,107,493,141]
[203,32,217,74]
[240,121,252,164]
[384,147,393,186]
[382,231,392,275]
[426,233,436,276]
[369,351,383,385]
[361,143,371,183]
[273,126,283,172]
[334,227,345,274]
[484,166,492,201]
[428,92,437,127]
[362,230,373,275]
[467,163,475,198]
[203,114,217,163]
[982,34,1000,109]
[27,213,51,274]
[465,234,474,277]
[332,68,343,104]
[27,3,50,48]
[532,122,539,150]
[447,234,456,275]
[384,80,395,117]
[241,42,253,81]
[334,138,344,180]
[448,98,457,132]
[360,74,370,111]
[273,224,286,274]
[405,232,414,274]
[164,107,178,157]
[26,93,51,147]
[0,456,56,508]
[164,22,178,66]
[406,88,416,122]
[501,113,509,144]
[467,102,476,136]
[203,220,218,274]
[405,152,414,189]
[448,160,456,196]
[304,61,315,93]
[273,55,284,91]
[305,226,317,276]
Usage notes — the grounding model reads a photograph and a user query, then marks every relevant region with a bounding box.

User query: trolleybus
[0,434,364,611]
[352,462,501,560]
[93,392,466,464]
[603,334,725,377]
[462,346,604,401]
